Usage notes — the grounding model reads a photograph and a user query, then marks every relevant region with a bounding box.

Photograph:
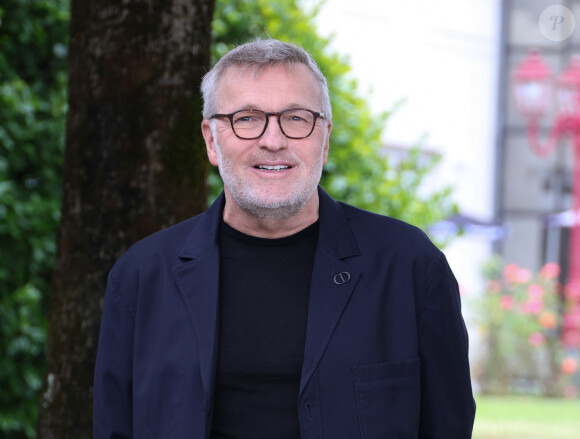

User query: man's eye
[282,110,312,124]
[234,111,264,124]
[234,115,259,124]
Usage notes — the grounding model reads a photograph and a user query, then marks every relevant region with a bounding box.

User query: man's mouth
[254,165,292,171]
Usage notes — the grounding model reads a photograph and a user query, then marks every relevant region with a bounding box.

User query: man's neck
[222,192,320,239]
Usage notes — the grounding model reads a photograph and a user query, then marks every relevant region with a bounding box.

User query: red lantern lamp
[511,49,552,117]
[557,56,580,115]
[511,49,580,349]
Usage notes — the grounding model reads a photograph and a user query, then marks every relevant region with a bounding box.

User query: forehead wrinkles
[228,62,298,80]
[216,64,321,109]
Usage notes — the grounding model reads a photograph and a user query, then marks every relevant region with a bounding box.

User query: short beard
[211,124,325,221]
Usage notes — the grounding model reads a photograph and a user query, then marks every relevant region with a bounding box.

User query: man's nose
[257,115,288,150]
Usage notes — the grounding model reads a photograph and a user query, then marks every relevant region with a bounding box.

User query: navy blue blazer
[94,187,475,438]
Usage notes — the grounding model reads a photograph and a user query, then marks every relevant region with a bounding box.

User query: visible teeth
[257,165,290,171]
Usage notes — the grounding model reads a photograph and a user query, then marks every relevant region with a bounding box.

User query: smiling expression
[202,64,331,220]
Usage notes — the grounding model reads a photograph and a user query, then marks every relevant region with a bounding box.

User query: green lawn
[473,395,580,439]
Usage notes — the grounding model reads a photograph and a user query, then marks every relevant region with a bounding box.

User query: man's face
[202,64,331,218]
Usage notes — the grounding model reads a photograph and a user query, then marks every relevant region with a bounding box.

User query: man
[94,39,475,438]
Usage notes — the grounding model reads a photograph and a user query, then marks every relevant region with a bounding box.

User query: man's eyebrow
[234,103,313,112]
[227,104,261,112]
[284,103,311,110]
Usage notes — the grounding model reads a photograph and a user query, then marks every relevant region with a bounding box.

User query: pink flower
[500,295,514,310]
[562,331,580,348]
[563,307,580,329]
[527,283,544,299]
[540,262,561,279]
[528,332,545,346]
[503,263,520,283]
[522,298,543,314]
[516,268,531,284]
[564,281,580,301]
[561,357,578,375]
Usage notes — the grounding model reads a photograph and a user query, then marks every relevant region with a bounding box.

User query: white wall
[315,0,502,300]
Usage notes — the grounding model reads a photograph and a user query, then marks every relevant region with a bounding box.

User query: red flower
[527,283,544,299]
[503,263,520,283]
[565,281,580,301]
[522,298,543,315]
[540,262,561,279]
[562,331,580,348]
[561,357,578,375]
[500,295,514,310]
[563,307,580,329]
[528,332,545,346]
[516,268,531,284]
[539,311,557,329]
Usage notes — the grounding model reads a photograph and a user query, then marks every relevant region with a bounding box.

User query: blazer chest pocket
[352,359,420,439]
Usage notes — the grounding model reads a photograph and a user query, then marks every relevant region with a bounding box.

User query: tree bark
[37,0,215,436]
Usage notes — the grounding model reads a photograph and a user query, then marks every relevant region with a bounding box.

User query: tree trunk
[37,0,215,436]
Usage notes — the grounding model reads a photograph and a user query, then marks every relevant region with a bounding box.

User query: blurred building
[500,0,579,280]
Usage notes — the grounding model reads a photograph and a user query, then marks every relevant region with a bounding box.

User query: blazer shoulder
[338,202,452,303]
[110,212,205,277]
[339,201,441,258]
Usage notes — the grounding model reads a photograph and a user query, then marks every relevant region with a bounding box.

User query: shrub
[472,257,580,398]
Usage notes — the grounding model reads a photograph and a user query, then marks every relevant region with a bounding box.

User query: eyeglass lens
[232,109,316,139]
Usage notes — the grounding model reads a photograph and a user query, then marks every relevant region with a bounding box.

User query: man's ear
[201,119,219,166]
[322,120,332,165]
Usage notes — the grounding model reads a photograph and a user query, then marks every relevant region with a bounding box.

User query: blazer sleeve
[417,253,475,438]
[93,270,134,439]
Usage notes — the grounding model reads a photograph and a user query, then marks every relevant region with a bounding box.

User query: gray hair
[201,39,332,121]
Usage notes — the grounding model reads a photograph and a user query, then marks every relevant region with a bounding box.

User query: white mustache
[247,153,300,166]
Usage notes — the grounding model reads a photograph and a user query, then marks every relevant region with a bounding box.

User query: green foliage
[209,0,457,232]
[471,258,580,397]
[0,285,46,438]
[0,0,69,437]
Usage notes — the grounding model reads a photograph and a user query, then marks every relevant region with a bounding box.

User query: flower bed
[471,258,580,397]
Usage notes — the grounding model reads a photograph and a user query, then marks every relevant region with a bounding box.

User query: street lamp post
[512,49,580,348]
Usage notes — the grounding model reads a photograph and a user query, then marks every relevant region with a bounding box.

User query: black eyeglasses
[209,108,326,140]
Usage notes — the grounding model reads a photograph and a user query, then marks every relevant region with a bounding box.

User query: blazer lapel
[172,194,224,407]
[300,188,361,395]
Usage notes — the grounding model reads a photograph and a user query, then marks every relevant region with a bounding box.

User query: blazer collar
[178,186,360,261]
[178,192,225,260]
[316,186,360,260]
